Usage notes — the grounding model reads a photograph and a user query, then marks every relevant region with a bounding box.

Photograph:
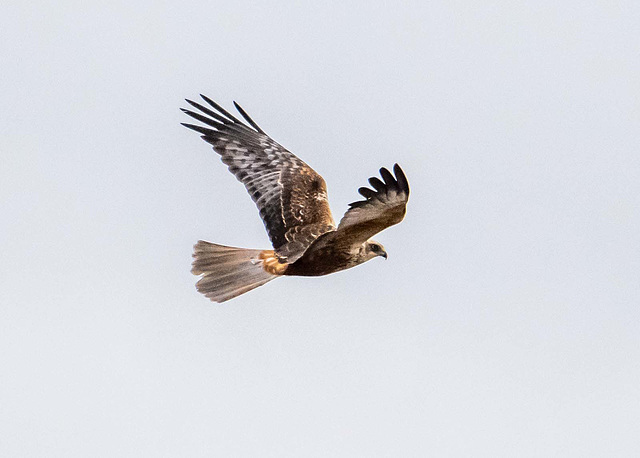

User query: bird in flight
[181,95,410,302]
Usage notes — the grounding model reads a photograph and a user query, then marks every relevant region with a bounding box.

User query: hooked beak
[381,251,388,260]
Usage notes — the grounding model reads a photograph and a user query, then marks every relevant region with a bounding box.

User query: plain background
[1,1,639,456]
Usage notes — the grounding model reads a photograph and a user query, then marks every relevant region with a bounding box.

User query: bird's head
[364,240,387,260]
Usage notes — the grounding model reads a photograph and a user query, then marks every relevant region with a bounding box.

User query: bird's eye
[371,244,380,252]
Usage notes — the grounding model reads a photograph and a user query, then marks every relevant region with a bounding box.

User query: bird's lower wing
[335,164,410,243]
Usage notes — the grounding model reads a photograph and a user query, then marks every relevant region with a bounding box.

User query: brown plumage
[182,95,410,302]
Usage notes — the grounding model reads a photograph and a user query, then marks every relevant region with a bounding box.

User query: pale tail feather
[192,240,279,303]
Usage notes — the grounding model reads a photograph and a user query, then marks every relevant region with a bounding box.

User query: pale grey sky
[1,1,639,456]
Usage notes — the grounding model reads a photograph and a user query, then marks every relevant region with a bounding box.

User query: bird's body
[284,230,380,277]
[182,95,410,302]
[284,233,361,277]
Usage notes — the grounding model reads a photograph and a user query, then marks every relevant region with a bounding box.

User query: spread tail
[191,240,281,303]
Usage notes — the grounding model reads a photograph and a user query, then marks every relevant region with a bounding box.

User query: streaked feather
[182,96,336,262]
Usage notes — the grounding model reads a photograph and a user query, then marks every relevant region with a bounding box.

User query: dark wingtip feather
[181,122,216,136]
[368,177,386,192]
[393,164,409,195]
[199,94,243,124]
[181,107,226,130]
[379,167,396,187]
[233,101,265,134]
[185,99,231,124]
[358,187,377,199]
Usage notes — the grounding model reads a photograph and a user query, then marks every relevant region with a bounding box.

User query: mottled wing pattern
[336,164,410,243]
[181,95,335,262]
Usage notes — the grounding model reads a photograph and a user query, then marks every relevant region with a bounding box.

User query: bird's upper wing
[335,164,409,243]
[182,95,335,262]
